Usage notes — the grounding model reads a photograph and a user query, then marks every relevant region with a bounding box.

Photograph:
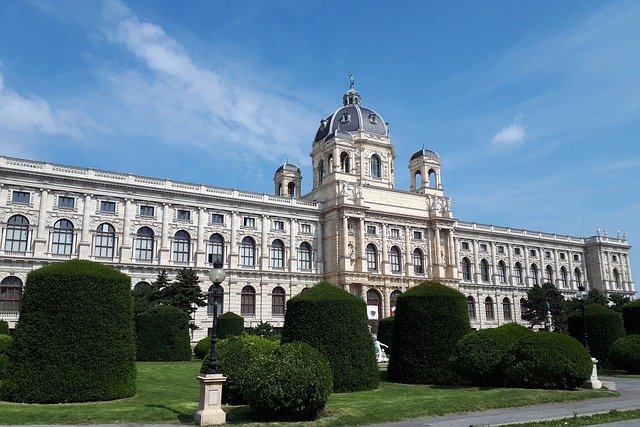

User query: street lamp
[204,260,226,375]
[576,285,590,354]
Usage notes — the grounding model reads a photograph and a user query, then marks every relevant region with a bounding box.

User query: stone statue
[349,73,355,89]
[373,338,388,363]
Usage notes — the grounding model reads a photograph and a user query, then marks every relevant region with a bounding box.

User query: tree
[251,321,274,338]
[132,269,169,316]
[521,283,566,330]
[564,288,609,316]
[158,268,207,319]
[609,292,631,313]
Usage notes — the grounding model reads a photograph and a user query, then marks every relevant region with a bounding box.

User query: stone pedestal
[585,357,602,389]
[194,374,227,426]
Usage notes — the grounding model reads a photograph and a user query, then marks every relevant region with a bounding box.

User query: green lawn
[511,409,640,427]
[0,362,617,426]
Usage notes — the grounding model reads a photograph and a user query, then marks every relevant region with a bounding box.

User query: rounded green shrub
[243,342,333,421]
[193,336,211,360]
[0,320,8,335]
[217,311,245,339]
[376,316,394,349]
[608,334,640,374]
[200,335,278,404]
[622,300,640,335]
[0,354,8,380]
[454,323,534,386]
[0,334,12,354]
[0,260,136,403]
[281,281,379,392]
[388,281,470,385]
[503,332,592,390]
[568,303,625,366]
[135,305,192,362]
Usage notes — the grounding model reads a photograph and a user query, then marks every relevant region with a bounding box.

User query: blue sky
[1,1,639,292]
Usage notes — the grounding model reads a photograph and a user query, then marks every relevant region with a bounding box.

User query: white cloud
[491,120,525,148]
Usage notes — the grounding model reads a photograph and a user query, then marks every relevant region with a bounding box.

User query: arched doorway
[366,288,382,333]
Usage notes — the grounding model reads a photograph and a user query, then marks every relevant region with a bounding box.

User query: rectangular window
[11,191,30,204]
[530,249,537,257]
[560,253,566,260]
[413,231,423,240]
[244,217,255,228]
[461,241,470,250]
[480,243,488,252]
[367,225,377,235]
[514,247,521,255]
[612,255,618,262]
[574,254,580,261]
[140,205,154,217]
[100,201,116,213]
[545,251,552,259]
[58,196,75,209]
[497,245,505,254]
[177,209,190,221]
[300,223,311,234]
[212,213,224,224]
[390,228,400,238]
[273,220,284,231]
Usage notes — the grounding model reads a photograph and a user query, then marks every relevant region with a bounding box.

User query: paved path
[368,376,640,427]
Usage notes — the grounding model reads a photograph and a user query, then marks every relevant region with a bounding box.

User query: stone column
[381,223,388,275]
[33,188,49,256]
[196,207,206,266]
[358,218,365,271]
[490,242,498,285]
[341,216,349,271]
[260,215,269,269]
[524,246,531,286]
[120,199,133,262]
[159,204,171,263]
[195,374,227,425]
[78,194,92,258]
[289,218,297,272]
[229,211,238,268]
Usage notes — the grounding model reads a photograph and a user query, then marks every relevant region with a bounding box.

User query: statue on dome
[349,73,355,89]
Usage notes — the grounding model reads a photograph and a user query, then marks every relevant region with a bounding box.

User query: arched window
[209,233,224,264]
[241,285,256,316]
[208,283,224,315]
[485,297,495,320]
[461,257,472,281]
[240,236,256,266]
[467,296,476,319]
[0,276,22,313]
[318,159,325,184]
[530,264,539,285]
[414,170,422,190]
[560,267,568,287]
[340,151,350,173]
[51,219,74,255]
[371,154,381,179]
[574,268,582,287]
[366,243,378,271]
[480,259,490,282]
[545,265,554,284]
[135,227,154,261]
[514,262,524,284]
[94,223,116,258]
[520,298,527,319]
[389,246,401,272]
[5,215,29,252]
[366,289,382,320]
[172,230,191,262]
[413,248,424,274]
[390,290,401,315]
[133,281,151,292]
[497,261,507,283]
[428,169,437,189]
[613,268,621,288]
[270,239,285,268]
[328,153,334,172]
[299,242,312,270]
[272,286,286,316]
[287,182,296,197]
[503,297,512,320]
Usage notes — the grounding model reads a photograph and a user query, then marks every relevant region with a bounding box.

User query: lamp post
[204,260,226,374]
[576,285,590,354]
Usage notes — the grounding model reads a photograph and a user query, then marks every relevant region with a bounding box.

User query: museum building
[0,85,635,340]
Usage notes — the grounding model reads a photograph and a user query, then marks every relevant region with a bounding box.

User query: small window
[560,253,566,260]
[100,201,116,213]
[273,220,284,231]
[612,255,618,262]
[58,196,75,209]
[140,205,154,217]
[545,251,552,259]
[530,249,537,257]
[461,241,470,250]
[497,245,505,254]
[244,217,255,228]
[12,191,30,204]
[480,243,488,252]
[177,209,191,221]
[390,228,400,238]
[413,231,423,240]
[514,247,521,255]
[367,225,377,235]
[574,254,580,262]
[300,223,311,234]
[212,213,224,224]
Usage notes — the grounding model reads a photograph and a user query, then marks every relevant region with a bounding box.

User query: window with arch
[209,233,224,264]
[545,265,554,284]
[51,219,74,255]
[240,236,256,266]
[287,182,296,197]
[390,290,401,315]
[94,223,116,258]
[560,267,568,287]
[208,283,224,315]
[503,297,512,320]
[133,281,151,292]
[520,298,527,320]
[366,243,378,271]
[4,215,29,252]
[467,296,476,319]
[389,246,401,272]
[371,154,381,179]
[461,257,472,281]
[485,297,495,320]
[514,262,524,284]
[299,242,312,270]
[135,227,154,261]
[366,289,382,319]
[414,170,422,190]
[497,261,507,283]
[480,259,490,282]
[428,169,437,189]
[318,159,325,184]
[574,267,582,287]
[530,264,539,285]
[340,151,350,173]
[0,276,22,312]
[172,230,191,262]
[272,286,286,316]
[270,239,285,268]
[413,248,424,274]
[613,268,621,288]
[241,285,256,316]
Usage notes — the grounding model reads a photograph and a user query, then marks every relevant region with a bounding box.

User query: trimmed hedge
[454,323,534,386]
[608,335,640,374]
[503,332,592,390]
[193,336,211,360]
[376,316,394,349]
[243,342,333,421]
[217,311,245,339]
[0,334,12,354]
[135,305,192,362]
[388,281,470,385]
[0,320,8,335]
[0,260,136,403]
[568,303,626,366]
[282,281,379,392]
[622,300,640,335]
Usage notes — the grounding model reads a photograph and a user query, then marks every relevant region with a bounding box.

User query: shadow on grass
[145,404,193,423]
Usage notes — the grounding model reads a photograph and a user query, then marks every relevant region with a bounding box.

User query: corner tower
[273,162,302,197]
[409,148,443,193]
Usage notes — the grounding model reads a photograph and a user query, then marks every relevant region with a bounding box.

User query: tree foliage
[521,283,566,330]
[158,268,207,318]
[609,293,631,313]
[564,288,609,315]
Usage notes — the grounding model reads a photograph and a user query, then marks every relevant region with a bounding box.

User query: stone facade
[0,87,634,339]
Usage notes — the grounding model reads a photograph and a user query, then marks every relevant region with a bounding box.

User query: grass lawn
[0,362,616,426]
[511,409,640,426]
